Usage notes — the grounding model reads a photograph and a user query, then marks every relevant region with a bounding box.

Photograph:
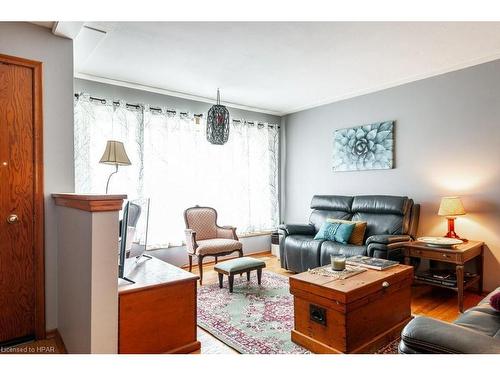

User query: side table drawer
[409,248,458,263]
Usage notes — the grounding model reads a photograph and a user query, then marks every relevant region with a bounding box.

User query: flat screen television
[118,198,150,283]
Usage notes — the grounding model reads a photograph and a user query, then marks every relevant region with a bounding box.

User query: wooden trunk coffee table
[289,264,413,354]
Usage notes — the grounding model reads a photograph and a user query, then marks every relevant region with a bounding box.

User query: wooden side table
[403,240,484,312]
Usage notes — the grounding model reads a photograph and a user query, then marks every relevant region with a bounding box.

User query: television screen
[118,198,150,282]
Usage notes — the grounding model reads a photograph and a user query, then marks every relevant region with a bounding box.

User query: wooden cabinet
[118,257,200,354]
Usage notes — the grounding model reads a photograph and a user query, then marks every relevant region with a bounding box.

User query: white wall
[0,22,74,330]
[284,60,500,291]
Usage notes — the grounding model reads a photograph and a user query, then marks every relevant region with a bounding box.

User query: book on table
[346,255,399,271]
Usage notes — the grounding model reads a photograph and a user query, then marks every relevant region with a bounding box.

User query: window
[74,94,280,248]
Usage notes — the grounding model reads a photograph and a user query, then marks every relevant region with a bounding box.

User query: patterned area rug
[376,338,400,354]
[197,270,401,354]
[198,271,309,354]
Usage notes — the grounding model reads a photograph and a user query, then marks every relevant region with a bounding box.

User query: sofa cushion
[284,235,323,272]
[351,195,408,215]
[309,210,351,232]
[454,310,500,338]
[351,212,404,239]
[314,221,355,244]
[311,195,353,211]
[320,241,367,266]
[327,218,367,245]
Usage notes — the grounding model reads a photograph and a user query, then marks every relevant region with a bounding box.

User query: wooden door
[0,54,44,345]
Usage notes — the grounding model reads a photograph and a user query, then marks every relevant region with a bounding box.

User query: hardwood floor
[6,252,485,354]
[0,330,66,354]
[190,252,486,354]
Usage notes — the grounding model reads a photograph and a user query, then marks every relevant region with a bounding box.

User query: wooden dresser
[118,257,200,354]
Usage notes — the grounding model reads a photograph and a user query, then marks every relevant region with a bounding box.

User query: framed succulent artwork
[333,121,394,171]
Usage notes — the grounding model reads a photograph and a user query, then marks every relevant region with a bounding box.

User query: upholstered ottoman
[214,257,266,292]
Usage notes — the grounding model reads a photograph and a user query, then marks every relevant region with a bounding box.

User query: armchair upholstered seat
[194,238,242,255]
[184,206,243,284]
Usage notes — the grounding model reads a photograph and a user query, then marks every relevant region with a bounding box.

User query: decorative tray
[417,236,463,248]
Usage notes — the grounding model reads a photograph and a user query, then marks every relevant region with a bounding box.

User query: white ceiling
[68,22,500,115]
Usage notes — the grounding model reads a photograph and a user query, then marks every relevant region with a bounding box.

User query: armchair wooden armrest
[184,229,198,253]
[217,225,238,240]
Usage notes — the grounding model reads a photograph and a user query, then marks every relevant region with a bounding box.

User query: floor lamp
[99,140,131,194]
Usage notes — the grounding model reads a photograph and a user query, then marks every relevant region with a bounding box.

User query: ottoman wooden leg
[228,275,234,293]
[218,273,223,288]
[257,268,262,285]
[246,271,250,281]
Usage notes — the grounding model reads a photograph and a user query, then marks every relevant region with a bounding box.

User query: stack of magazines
[414,270,478,287]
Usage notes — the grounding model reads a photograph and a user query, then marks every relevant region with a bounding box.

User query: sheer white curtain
[74,94,280,248]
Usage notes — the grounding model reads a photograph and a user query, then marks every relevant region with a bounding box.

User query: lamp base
[105,164,119,194]
[444,217,468,242]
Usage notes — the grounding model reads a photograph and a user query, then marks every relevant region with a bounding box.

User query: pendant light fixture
[206,88,230,145]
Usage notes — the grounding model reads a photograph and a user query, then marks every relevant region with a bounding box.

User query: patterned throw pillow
[327,219,367,245]
[490,291,500,311]
[314,221,356,244]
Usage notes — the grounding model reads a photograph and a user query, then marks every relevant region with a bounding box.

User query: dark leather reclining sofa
[279,195,420,272]
[399,288,500,353]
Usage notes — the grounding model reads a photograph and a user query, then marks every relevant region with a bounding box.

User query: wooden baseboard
[46,329,68,354]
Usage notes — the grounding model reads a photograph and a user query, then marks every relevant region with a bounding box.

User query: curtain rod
[231,119,280,129]
[74,93,203,117]
[74,93,279,129]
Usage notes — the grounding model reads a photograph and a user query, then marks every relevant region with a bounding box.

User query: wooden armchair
[184,206,243,284]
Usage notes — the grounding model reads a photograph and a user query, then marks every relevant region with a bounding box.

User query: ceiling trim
[74,72,284,116]
[285,52,500,115]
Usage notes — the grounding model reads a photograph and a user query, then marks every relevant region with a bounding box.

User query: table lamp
[438,196,466,239]
[99,140,131,194]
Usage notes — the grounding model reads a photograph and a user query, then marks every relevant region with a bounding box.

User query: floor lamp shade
[99,140,131,166]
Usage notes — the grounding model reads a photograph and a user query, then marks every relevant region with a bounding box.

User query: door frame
[0,54,45,340]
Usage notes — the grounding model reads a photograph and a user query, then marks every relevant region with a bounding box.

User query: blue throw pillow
[314,221,356,244]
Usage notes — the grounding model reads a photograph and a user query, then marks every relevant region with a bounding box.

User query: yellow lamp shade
[438,196,466,217]
[99,140,131,166]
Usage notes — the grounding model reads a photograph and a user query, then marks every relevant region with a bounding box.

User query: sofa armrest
[278,224,316,236]
[217,226,238,240]
[184,229,198,254]
[400,316,500,354]
[366,234,412,245]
